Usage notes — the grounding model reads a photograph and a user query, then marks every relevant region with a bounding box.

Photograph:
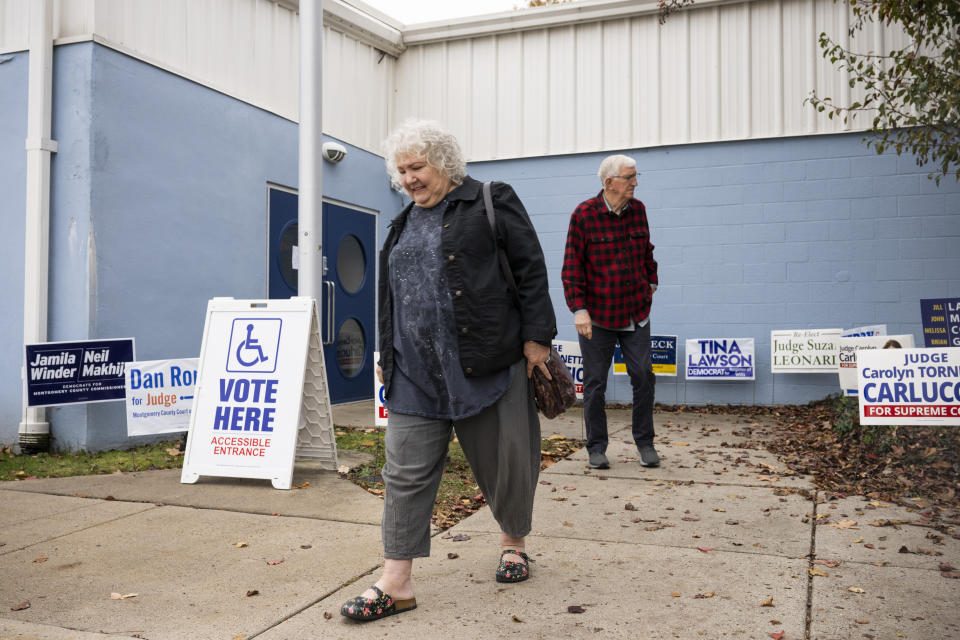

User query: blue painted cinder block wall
[0,51,28,440]
[0,43,401,451]
[469,135,960,406]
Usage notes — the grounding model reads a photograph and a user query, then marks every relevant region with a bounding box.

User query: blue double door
[267,186,376,403]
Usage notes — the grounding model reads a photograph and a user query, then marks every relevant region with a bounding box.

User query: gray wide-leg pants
[381,360,540,559]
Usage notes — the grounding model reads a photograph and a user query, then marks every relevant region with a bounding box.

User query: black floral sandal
[340,585,417,621]
[496,549,533,583]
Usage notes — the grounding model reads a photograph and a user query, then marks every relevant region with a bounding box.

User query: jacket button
[465,367,473,374]
[448,254,455,261]
[455,290,462,296]
[461,327,468,334]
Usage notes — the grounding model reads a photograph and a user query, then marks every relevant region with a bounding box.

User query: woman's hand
[376,365,384,385]
[524,341,552,380]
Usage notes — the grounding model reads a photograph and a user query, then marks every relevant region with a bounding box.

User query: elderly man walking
[561,155,659,470]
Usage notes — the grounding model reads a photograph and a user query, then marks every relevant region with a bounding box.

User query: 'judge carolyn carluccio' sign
[25,338,135,407]
[858,347,960,425]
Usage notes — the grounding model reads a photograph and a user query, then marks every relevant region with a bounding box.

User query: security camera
[322,141,347,163]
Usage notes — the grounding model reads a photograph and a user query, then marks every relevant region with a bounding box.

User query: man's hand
[524,341,552,380]
[376,365,383,385]
[574,310,593,340]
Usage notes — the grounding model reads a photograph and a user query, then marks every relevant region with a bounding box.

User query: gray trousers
[381,360,540,559]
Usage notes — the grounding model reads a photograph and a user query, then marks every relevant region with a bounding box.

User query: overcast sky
[357,0,527,24]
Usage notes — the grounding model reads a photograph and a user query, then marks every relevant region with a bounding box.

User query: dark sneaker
[588,451,610,469]
[638,445,660,467]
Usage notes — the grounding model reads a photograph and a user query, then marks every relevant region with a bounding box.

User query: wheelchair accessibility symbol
[226,318,282,373]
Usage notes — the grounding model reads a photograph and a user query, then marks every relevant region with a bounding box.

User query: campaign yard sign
[374,351,387,427]
[858,347,960,425]
[125,358,199,436]
[25,338,135,407]
[614,335,678,377]
[554,340,584,400]
[843,325,887,338]
[181,297,335,490]
[771,329,842,374]
[685,338,755,380]
[920,298,960,348]
[651,335,678,377]
[838,335,915,397]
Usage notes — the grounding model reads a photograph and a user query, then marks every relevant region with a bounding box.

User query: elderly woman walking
[340,119,557,621]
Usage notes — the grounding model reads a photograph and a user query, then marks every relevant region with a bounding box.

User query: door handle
[323,280,335,345]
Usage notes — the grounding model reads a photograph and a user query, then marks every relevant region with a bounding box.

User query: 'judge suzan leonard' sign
[858,347,960,425]
[26,338,135,407]
[685,338,755,380]
[771,329,842,374]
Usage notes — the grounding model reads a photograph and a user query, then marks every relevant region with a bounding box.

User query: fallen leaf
[671,592,681,598]
[165,448,184,456]
[809,568,829,577]
[324,612,333,620]
[624,503,637,511]
[293,481,310,489]
[713,508,726,512]
[760,596,774,607]
[567,605,586,613]
[337,465,350,474]
[852,537,864,543]
[675,442,690,446]
[447,553,459,559]
[827,519,858,529]
[512,615,523,623]
[452,534,471,542]
[770,632,785,640]
[813,559,842,568]
[231,635,247,640]
[863,543,875,549]
[552,496,567,502]
[694,591,715,599]
[855,619,869,624]
[10,600,30,611]
[266,558,285,565]
[847,587,864,594]
[234,542,248,548]
[32,556,47,563]
[697,546,713,553]
[109,593,138,600]
[562,521,574,527]
[246,590,259,597]
[563,486,577,491]
[300,544,312,550]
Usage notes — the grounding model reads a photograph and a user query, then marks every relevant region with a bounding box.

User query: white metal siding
[0,0,914,159]
[394,0,909,161]
[0,0,398,154]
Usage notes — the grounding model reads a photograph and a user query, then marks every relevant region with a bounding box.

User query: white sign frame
[181,297,336,490]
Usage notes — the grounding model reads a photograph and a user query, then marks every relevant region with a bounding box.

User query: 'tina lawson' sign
[25,338,135,407]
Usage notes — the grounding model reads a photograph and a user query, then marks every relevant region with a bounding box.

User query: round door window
[279,222,299,290]
[337,234,366,293]
[336,318,365,377]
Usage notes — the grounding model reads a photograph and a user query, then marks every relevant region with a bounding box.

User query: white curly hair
[383,119,467,192]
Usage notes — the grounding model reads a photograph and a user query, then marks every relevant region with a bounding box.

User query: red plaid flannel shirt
[561,191,658,328]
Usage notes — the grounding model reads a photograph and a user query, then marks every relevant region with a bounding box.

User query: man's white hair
[597,154,637,183]
[383,119,467,192]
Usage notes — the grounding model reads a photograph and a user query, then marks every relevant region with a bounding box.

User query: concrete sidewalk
[2,402,958,640]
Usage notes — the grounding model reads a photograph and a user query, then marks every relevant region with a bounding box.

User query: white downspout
[298,0,324,302]
[19,0,57,453]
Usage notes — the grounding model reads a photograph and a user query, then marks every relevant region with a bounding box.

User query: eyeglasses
[610,172,640,181]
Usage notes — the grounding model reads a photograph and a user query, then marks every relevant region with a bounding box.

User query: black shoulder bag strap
[483,181,518,294]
